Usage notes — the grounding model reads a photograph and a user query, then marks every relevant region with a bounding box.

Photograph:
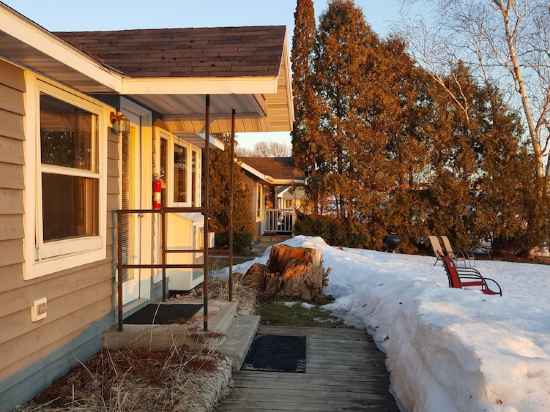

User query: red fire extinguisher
[153,177,162,210]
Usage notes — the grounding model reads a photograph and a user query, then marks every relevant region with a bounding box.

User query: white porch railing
[264,208,296,234]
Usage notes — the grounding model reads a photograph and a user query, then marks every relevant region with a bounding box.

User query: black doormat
[243,335,306,373]
[124,304,203,325]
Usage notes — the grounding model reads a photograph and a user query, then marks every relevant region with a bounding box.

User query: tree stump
[244,244,328,303]
[242,263,268,290]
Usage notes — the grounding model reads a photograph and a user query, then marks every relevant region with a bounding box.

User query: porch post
[161,199,167,302]
[116,212,123,331]
[228,109,235,302]
[203,95,210,331]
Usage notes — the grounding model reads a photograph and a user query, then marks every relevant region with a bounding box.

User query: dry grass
[20,345,228,412]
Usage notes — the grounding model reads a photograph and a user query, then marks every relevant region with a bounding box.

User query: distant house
[238,157,306,236]
[0,3,293,409]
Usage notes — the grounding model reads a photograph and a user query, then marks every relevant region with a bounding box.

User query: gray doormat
[124,304,203,325]
[243,335,306,373]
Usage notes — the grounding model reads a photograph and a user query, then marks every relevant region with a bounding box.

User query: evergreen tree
[291,0,325,214]
[474,84,541,254]
[427,63,481,250]
[426,63,541,253]
[375,36,434,252]
[291,0,316,168]
[314,0,388,222]
[290,0,547,255]
[208,136,255,246]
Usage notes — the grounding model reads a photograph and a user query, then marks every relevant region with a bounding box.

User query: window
[40,94,99,242]
[191,149,201,207]
[160,138,168,202]
[191,150,197,206]
[160,139,168,183]
[160,130,201,208]
[24,77,107,279]
[174,143,188,203]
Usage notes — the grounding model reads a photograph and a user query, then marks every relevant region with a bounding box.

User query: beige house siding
[0,60,116,405]
[242,172,268,238]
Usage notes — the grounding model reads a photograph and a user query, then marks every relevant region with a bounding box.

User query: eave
[0,2,293,133]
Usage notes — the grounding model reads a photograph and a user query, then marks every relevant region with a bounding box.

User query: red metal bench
[441,255,502,296]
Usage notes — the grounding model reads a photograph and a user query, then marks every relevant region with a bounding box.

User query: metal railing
[264,208,296,234]
[114,206,215,331]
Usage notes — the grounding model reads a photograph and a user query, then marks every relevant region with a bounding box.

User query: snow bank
[232,236,550,412]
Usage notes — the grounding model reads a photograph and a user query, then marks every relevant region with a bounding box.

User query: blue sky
[3,0,411,150]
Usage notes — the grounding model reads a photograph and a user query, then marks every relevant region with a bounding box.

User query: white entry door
[121,110,151,305]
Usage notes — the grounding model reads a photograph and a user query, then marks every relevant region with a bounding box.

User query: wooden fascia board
[120,75,279,95]
[282,32,295,126]
[254,94,268,117]
[0,3,123,91]
[270,178,305,185]
[239,161,271,182]
[161,111,263,121]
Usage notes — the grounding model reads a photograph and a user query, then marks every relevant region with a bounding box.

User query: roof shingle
[239,157,303,181]
[55,26,286,78]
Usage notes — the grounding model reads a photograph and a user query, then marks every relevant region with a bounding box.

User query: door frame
[119,97,154,309]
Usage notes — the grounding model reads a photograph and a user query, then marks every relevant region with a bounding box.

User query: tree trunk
[498,1,545,178]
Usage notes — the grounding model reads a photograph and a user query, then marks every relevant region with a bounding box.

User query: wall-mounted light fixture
[110,111,130,134]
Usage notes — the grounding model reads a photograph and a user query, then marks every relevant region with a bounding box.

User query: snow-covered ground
[230,236,550,412]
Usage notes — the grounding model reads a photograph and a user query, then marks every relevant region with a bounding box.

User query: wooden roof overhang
[0,3,294,134]
[153,44,294,134]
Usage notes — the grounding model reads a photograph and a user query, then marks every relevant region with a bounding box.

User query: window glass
[42,173,99,241]
[40,94,98,172]
[160,139,168,182]
[160,138,168,205]
[39,93,100,244]
[174,143,188,203]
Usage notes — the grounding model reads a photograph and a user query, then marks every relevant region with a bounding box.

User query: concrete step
[211,301,238,335]
[103,300,238,352]
[219,315,260,371]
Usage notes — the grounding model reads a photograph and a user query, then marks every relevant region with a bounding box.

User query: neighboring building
[0,3,293,409]
[238,157,306,236]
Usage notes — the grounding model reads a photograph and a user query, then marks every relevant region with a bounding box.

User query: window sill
[24,248,106,280]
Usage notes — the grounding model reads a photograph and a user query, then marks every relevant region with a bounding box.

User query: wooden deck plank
[216,326,399,412]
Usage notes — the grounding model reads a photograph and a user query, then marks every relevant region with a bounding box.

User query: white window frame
[157,128,203,209]
[171,139,190,206]
[190,147,202,207]
[256,183,263,221]
[23,73,108,279]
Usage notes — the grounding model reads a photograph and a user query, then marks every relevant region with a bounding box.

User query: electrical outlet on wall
[31,298,47,322]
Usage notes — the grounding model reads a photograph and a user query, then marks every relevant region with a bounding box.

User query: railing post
[161,203,167,302]
[116,211,123,332]
[228,108,235,302]
[203,94,210,331]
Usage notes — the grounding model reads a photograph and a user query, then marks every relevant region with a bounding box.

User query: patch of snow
[282,301,300,307]
[230,236,550,412]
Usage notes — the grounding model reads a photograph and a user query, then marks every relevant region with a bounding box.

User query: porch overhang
[156,41,294,134]
[0,2,294,133]
[0,3,122,93]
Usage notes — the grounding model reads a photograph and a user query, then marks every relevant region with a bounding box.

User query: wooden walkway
[217,325,400,412]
